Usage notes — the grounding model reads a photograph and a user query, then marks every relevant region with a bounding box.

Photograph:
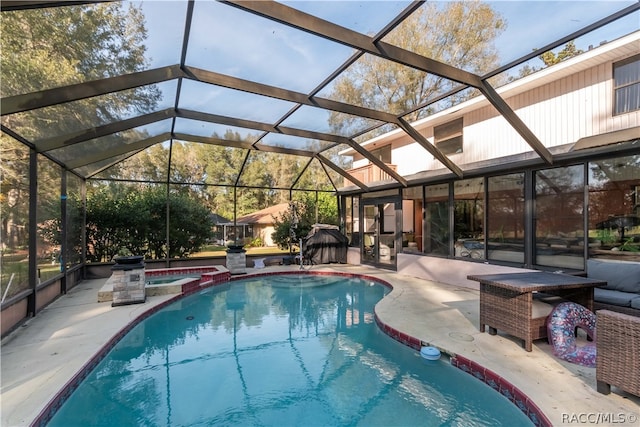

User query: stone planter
[226,246,246,275]
[111,255,146,306]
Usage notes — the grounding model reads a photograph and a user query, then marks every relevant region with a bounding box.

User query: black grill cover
[303,228,348,264]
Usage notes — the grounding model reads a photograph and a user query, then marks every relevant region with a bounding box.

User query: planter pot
[112,255,145,271]
[113,255,144,264]
[226,245,246,254]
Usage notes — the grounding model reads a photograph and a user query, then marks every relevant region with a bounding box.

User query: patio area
[1,264,638,427]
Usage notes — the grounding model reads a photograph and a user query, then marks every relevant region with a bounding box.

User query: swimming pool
[45,274,533,426]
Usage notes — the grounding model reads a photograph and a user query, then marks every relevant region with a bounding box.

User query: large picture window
[487,173,525,264]
[402,187,422,253]
[454,178,484,259]
[613,54,640,115]
[370,145,391,163]
[534,165,585,270]
[588,154,640,259]
[424,184,450,256]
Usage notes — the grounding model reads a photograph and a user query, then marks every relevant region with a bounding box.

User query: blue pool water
[47,274,533,426]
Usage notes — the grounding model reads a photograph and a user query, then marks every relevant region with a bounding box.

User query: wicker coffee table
[467,271,606,351]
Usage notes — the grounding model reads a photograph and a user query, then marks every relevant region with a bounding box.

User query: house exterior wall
[346,33,639,273]
[411,57,640,173]
[256,225,277,247]
[348,33,640,178]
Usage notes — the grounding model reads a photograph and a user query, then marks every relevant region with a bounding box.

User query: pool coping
[31,269,550,427]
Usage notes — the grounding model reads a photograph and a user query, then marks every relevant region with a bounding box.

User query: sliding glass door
[362,196,400,269]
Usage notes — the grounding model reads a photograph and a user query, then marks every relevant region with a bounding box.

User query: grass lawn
[1,260,62,300]
[193,245,291,257]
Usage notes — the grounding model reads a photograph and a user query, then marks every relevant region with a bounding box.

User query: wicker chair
[596,310,640,397]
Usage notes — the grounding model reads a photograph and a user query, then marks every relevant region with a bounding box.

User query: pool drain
[186,315,195,320]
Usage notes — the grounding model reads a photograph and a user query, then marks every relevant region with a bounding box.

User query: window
[352,197,360,246]
[434,118,463,155]
[344,196,353,245]
[454,178,484,259]
[588,154,640,258]
[402,187,422,253]
[424,183,450,256]
[487,173,525,264]
[613,54,640,115]
[534,165,584,270]
[370,145,391,163]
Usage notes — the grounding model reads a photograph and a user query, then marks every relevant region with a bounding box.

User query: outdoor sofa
[596,309,640,397]
[587,258,640,316]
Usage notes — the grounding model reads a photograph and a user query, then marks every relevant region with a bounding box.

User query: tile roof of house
[236,202,290,225]
[209,213,231,224]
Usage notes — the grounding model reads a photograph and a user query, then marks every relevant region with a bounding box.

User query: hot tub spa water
[145,275,199,286]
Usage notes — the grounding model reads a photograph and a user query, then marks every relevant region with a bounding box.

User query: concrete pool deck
[1,264,638,426]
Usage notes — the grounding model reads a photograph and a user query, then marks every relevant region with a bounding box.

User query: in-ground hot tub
[98,265,230,302]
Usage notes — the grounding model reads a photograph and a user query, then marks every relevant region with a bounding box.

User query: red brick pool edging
[31,269,550,427]
[373,314,552,427]
[240,270,551,427]
[30,270,232,427]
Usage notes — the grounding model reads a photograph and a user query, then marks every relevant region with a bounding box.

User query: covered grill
[303,225,349,265]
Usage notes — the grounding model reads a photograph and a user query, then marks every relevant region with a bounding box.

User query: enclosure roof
[2,0,639,193]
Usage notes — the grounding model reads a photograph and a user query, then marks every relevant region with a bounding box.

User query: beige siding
[347,37,639,181]
[402,57,640,172]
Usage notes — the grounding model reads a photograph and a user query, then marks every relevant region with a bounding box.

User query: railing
[344,163,398,186]
[1,265,84,337]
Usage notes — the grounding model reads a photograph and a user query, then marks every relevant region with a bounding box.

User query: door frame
[360,195,401,270]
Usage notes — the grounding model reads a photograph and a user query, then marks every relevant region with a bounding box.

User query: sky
[138,1,638,70]
[131,0,639,142]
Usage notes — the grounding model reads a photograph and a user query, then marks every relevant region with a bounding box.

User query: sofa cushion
[594,288,635,307]
[631,296,640,310]
[532,299,554,318]
[587,259,640,293]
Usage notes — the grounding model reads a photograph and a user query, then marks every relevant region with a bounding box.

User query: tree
[80,185,213,261]
[1,2,160,263]
[539,41,584,67]
[102,142,171,183]
[512,41,585,81]
[84,187,131,262]
[1,3,160,140]
[271,193,339,250]
[328,1,505,134]
[160,190,213,259]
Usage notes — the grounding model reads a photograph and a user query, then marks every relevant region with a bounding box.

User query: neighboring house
[235,203,290,247]
[208,213,231,245]
[341,31,640,272]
